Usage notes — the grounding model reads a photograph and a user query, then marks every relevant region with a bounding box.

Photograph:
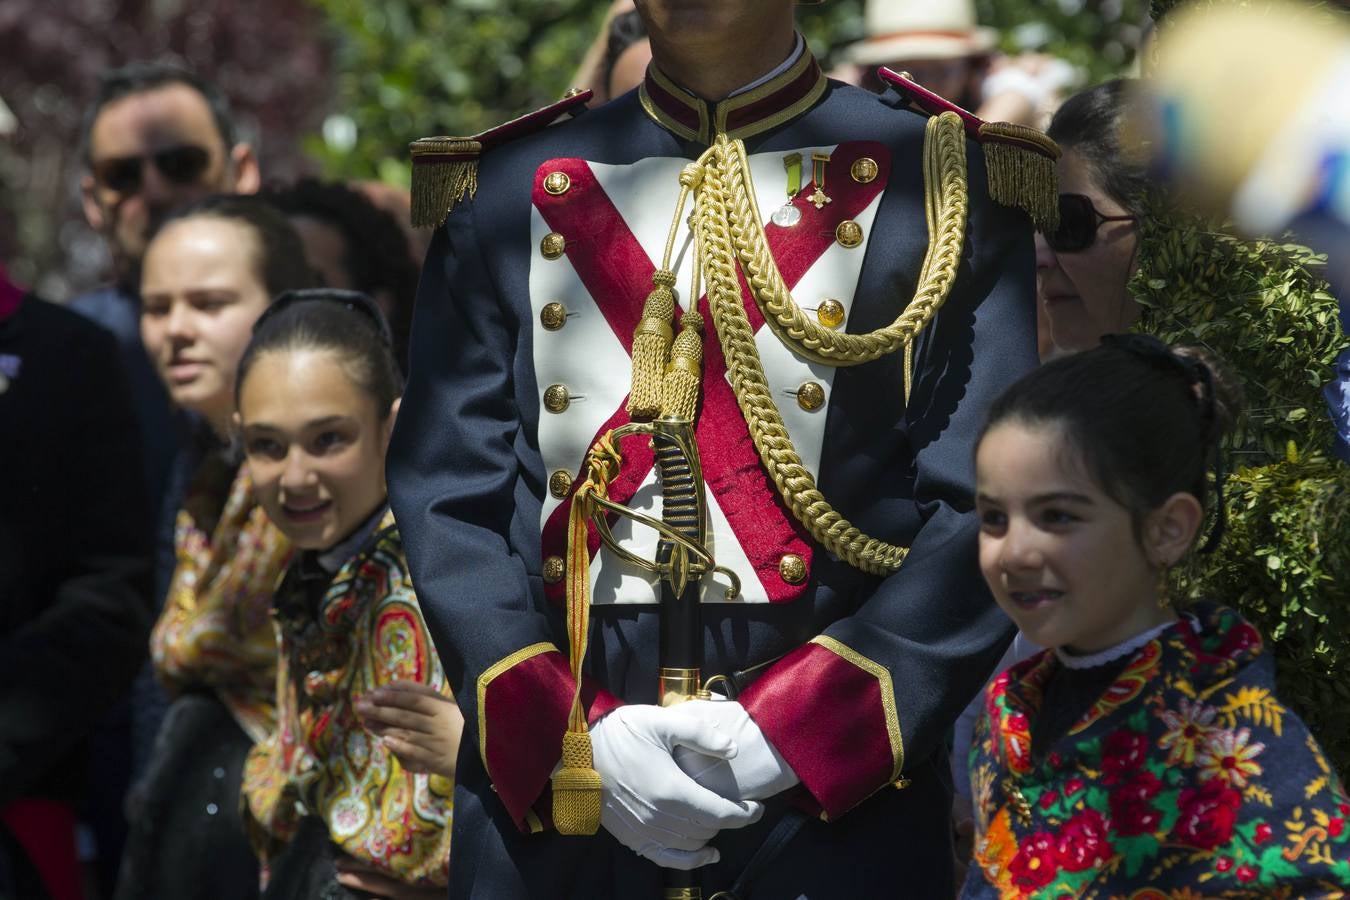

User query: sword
[653,416,708,900]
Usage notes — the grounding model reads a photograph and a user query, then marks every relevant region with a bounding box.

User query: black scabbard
[653,418,706,900]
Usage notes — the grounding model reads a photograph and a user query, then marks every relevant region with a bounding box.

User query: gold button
[563,87,586,98]
[835,220,863,248]
[542,384,570,413]
[816,299,845,329]
[543,555,565,584]
[778,553,807,585]
[544,171,571,196]
[796,381,825,411]
[540,302,567,331]
[850,157,878,184]
[549,469,574,498]
[540,232,566,259]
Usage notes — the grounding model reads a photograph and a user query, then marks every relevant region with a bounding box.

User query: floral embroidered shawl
[241,513,452,886]
[964,602,1350,898]
[150,461,290,742]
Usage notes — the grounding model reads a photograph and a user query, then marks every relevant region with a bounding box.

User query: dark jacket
[0,293,153,807]
[388,51,1038,899]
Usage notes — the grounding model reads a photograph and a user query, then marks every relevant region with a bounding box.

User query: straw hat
[846,0,998,65]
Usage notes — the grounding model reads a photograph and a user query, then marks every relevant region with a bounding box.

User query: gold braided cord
[722,112,968,371]
[682,113,969,576]
[695,159,877,575]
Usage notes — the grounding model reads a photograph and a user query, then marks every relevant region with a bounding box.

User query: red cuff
[476,644,623,829]
[739,637,904,820]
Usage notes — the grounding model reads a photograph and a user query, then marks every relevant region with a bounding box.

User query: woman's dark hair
[601,10,648,97]
[1047,79,1150,218]
[235,289,403,416]
[153,194,319,299]
[978,336,1242,551]
[261,178,418,371]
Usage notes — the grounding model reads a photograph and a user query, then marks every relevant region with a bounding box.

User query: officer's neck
[649,18,796,101]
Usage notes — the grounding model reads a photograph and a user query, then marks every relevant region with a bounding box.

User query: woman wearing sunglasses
[1036,79,1145,356]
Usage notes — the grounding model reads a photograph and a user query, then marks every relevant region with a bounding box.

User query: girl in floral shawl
[235,290,457,899]
[963,338,1350,898]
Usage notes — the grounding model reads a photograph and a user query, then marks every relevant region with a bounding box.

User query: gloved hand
[588,704,766,870]
[671,698,799,802]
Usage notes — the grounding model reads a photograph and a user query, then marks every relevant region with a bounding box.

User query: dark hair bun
[1172,345,1243,442]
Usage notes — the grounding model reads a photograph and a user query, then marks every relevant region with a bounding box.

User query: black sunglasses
[91,144,212,195]
[1043,193,1136,253]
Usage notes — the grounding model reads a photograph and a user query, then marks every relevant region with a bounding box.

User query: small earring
[1156,565,1172,609]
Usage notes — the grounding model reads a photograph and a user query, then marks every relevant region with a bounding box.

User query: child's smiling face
[238,348,395,551]
[975,420,1178,655]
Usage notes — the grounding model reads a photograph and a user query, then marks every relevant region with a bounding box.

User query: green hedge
[1131,200,1350,777]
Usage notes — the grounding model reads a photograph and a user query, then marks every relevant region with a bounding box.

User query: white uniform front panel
[530,147,883,604]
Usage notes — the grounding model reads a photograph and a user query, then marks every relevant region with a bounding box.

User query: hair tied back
[1099,332,1227,554]
[255,288,394,347]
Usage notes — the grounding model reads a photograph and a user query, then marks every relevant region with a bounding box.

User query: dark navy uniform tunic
[388,47,1037,899]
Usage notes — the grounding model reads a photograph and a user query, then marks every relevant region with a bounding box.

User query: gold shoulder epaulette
[877,67,1060,231]
[410,88,594,229]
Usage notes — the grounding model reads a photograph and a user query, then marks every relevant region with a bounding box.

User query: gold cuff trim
[475,642,558,767]
[809,635,904,781]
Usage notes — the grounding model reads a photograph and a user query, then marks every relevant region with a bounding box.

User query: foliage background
[1,0,1148,299]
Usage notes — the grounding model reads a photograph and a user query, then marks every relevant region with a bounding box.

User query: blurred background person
[72,62,261,511]
[1036,79,1145,356]
[570,0,652,104]
[65,68,265,886]
[840,0,1078,128]
[262,178,419,372]
[1133,0,1350,460]
[0,262,152,900]
[114,195,316,900]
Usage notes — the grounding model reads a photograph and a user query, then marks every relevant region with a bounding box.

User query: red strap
[876,67,983,135]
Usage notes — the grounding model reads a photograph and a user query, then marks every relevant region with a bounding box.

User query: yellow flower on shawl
[1196,726,1266,788]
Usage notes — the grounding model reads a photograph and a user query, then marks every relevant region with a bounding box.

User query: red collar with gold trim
[638,50,827,144]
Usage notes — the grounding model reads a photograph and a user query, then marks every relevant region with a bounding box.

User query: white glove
[588,704,766,870]
[671,698,800,801]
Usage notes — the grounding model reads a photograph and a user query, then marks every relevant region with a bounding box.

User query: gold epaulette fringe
[977,122,1062,232]
[409,137,482,229]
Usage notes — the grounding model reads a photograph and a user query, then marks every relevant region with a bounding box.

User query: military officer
[387,0,1056,896]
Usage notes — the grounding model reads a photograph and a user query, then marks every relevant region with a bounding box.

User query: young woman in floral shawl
[235,290,457,899]
[963,339,1350,898]
[116,196,316,899]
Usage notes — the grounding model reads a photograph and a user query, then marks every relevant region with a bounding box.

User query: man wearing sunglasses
[71,62,261,516]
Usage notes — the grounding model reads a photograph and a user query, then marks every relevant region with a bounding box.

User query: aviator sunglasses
[91,144,212,195]
[1044,193,1137,253]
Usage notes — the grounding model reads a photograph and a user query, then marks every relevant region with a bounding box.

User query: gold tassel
[978,123,1061,233]
[409,137,482,229]
[552,731,602,835]
[627,269,677,419]
[550,434,620,836]
[660,308,704,422]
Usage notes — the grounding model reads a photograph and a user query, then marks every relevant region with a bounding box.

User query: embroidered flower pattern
[1195,727,1265,788]
[968,603,1350,897]
[1158,697,1218,766]
[240,519,451,886]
